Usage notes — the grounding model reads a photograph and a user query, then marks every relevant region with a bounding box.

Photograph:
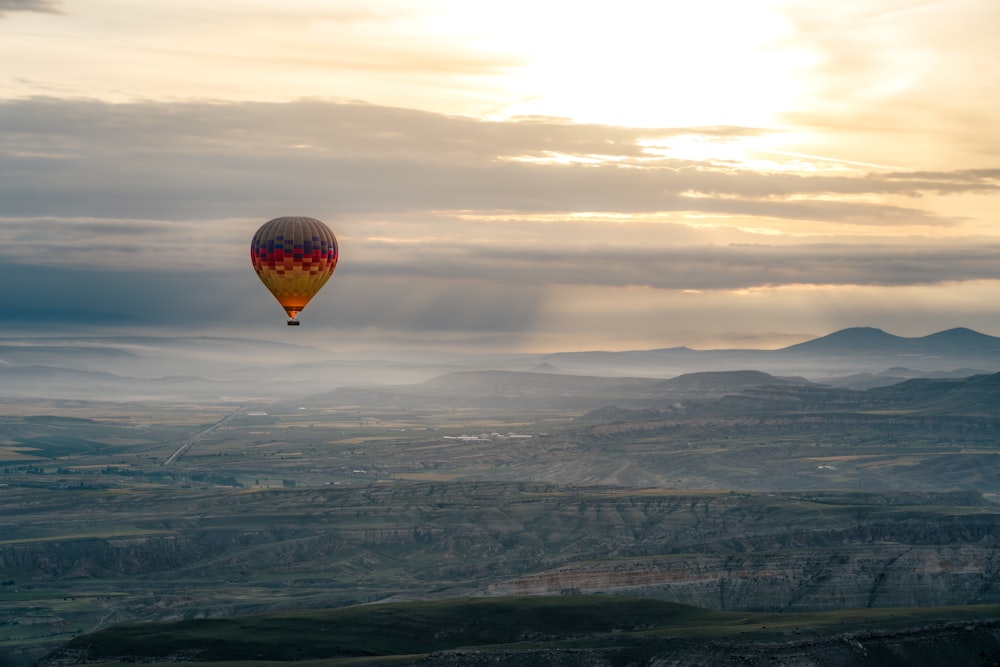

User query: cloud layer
[0,0,62,14]
[3,97,994,222]
[0,96,998,348]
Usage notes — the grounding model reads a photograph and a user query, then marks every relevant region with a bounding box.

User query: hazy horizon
[2,321,997,356]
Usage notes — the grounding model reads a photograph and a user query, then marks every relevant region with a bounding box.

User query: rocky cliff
[4,483,1000,639]
[488,544,1000,611]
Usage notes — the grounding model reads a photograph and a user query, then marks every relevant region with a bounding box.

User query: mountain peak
[919,327,1000,352]
[923,327,990,341]
[782,327,903,352]
[781,326,1000,356]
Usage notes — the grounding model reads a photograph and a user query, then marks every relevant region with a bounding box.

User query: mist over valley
[3,325,999,402]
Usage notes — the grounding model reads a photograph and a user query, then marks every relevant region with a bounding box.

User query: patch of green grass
[53,596,718,662]
[76,658,420,667]
[51,596,1000,663]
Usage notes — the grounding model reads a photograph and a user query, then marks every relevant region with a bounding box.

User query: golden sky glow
[6,0,996,165]
[2,0,1000,350]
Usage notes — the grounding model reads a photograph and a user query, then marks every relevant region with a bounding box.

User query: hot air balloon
[250,216,339,325]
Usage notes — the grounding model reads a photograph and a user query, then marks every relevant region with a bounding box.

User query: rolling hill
[542,327,1000,378]
[297,369,810,411]
[39,595,1000,666]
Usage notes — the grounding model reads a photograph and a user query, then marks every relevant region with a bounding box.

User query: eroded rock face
[4,484,1000,624]
[488,545,1000,611]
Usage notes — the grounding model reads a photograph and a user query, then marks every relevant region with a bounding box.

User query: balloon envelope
[250,216,338,321]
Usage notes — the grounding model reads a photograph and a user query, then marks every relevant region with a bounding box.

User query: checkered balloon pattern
[250,216,339,319]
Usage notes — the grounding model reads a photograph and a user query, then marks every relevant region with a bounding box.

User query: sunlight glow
[463,1,806,129]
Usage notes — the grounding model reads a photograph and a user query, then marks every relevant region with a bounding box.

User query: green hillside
[42,595,1000,665]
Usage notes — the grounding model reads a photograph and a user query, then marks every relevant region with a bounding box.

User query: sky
[2,0,1000,352]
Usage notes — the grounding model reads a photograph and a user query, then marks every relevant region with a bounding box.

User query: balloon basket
[287,320,301,326]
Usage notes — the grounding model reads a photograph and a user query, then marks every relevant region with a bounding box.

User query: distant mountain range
[298,366,1000,418]
[1,327,999,402]
[295,368,822,412]
[290,327,1000,417]
[540,327,1000,378]
[783,326,1000,355]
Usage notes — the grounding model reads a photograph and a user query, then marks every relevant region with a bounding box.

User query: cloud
[0,251,547,336]
[0,0,62,15]
[0,217,249,270]
[4,213,999,296]
[2,96,999,344]
[3,214,999,349]
[775,0,1000,169]
[0,97,989,225]
[0,2,524,107]
[348,234,1000,290]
